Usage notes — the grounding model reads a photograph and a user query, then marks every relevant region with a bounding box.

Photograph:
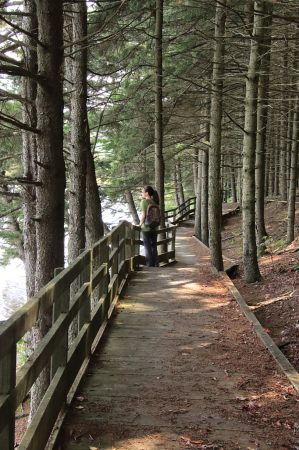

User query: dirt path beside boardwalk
[57,226,299,450]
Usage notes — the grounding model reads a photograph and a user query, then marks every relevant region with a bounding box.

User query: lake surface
[0,203,135,321]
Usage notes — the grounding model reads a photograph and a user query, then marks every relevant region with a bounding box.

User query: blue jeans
[142,231,159,267]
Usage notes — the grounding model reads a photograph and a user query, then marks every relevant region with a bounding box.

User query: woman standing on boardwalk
[138,185,159,267]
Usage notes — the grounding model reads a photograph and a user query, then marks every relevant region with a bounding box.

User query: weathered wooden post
[125,224,133,272]
[51,268,69,380]
[134,226,140,269]
[79,250,92,331]
[172,225,176,261]
[0,329,16,450]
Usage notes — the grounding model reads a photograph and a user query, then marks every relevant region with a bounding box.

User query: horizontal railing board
[0,249,92,360]
[156,237,174,247]
[0,282,92,433]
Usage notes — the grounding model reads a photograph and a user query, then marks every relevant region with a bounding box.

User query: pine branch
[0,88,32,104]
[0,112,40,134]
[0,15,48,49]
[0,63,45,85]
[0,52,22,66]
[0,205,21,219]
[0,190,20,198]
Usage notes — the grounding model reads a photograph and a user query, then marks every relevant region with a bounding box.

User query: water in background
[0,202,134,321]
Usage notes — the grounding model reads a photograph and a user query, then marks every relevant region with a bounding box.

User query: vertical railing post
[111,230,119,279]
[99,239,109,316]
[0,336,16,450]
[166,222,170,263]
[119,222,125,266]
[79,249,92,331]
[125,225,133,272]
[51,268,69,380]
[172,225,176,261]
[134,226,140,269]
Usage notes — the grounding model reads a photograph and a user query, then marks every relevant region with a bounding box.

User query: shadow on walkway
[57,225,296,450]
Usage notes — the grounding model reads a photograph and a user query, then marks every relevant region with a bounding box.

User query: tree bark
[255,3,272,253]
[30,0,65,419]
[242,1,264,283]
[280,42,289,201]
[230,155,237,203]
[154,0,165,230]
[194,150,202,240]
[21,0,38,301]
[193,148,199,196]
[286,68,299,243]
[67,1,89,342]
[208,0,226,272]
[125,190,139,224]
[176,158,185,205]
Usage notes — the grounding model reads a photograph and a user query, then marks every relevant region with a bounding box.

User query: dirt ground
[222,200,299,375]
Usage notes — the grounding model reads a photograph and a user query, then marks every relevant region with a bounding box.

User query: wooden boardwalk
[57,223,288,450]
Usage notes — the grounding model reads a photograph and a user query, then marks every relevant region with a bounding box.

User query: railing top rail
[164,196,196,217]
[0,220,141,360]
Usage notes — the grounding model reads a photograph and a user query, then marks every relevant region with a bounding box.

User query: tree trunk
[280,42,288,201]
[201,149,209,246]
[230,156,237,203]
[173,170,180,208]
[30,0,65,419]
[21,0,38,301]
[125,190,139,225]
[194,150,202,240]
[154,0,165,230]
[208,0,226,272]
[286,88,299,243]
[274,125,280,196]
[68,2,87,263]
[176,158,185,205]
[85,140,104,246]
[255,3,272,253]
[242,0,263,283]
[193,148,199,196]
[201,102,210,246]
[67,1,88,342]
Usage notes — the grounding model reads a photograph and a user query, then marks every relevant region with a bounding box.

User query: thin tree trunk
[125,190,139,224]
[193,148,199,196]
[255,3,272,253]
[21,0,37,301]
[194,151,202,240]
[208,0,226,272]
[280,42,288,201]
[30,0,65,418]
[242,0,263,283]
[67,1,89,342]
[286,73,299,243]
[176,158,185,205]
[201,101,209,246]
[154,0,165,230]
[173,170,179,208]
[230,155,237,203]
[274,125,280,196]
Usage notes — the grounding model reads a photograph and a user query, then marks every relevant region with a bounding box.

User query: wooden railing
[164,197,196,224]
[0,220,176,450]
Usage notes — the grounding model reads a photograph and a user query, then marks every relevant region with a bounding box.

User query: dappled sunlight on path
[58,226,298,450]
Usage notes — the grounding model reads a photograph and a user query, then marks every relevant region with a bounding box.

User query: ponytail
[143,185,160,205]
[152,189,160,205]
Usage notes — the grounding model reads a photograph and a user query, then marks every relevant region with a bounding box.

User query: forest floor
[222,199,299,374]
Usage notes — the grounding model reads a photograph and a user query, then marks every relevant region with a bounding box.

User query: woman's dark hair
[143,185,160,204]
